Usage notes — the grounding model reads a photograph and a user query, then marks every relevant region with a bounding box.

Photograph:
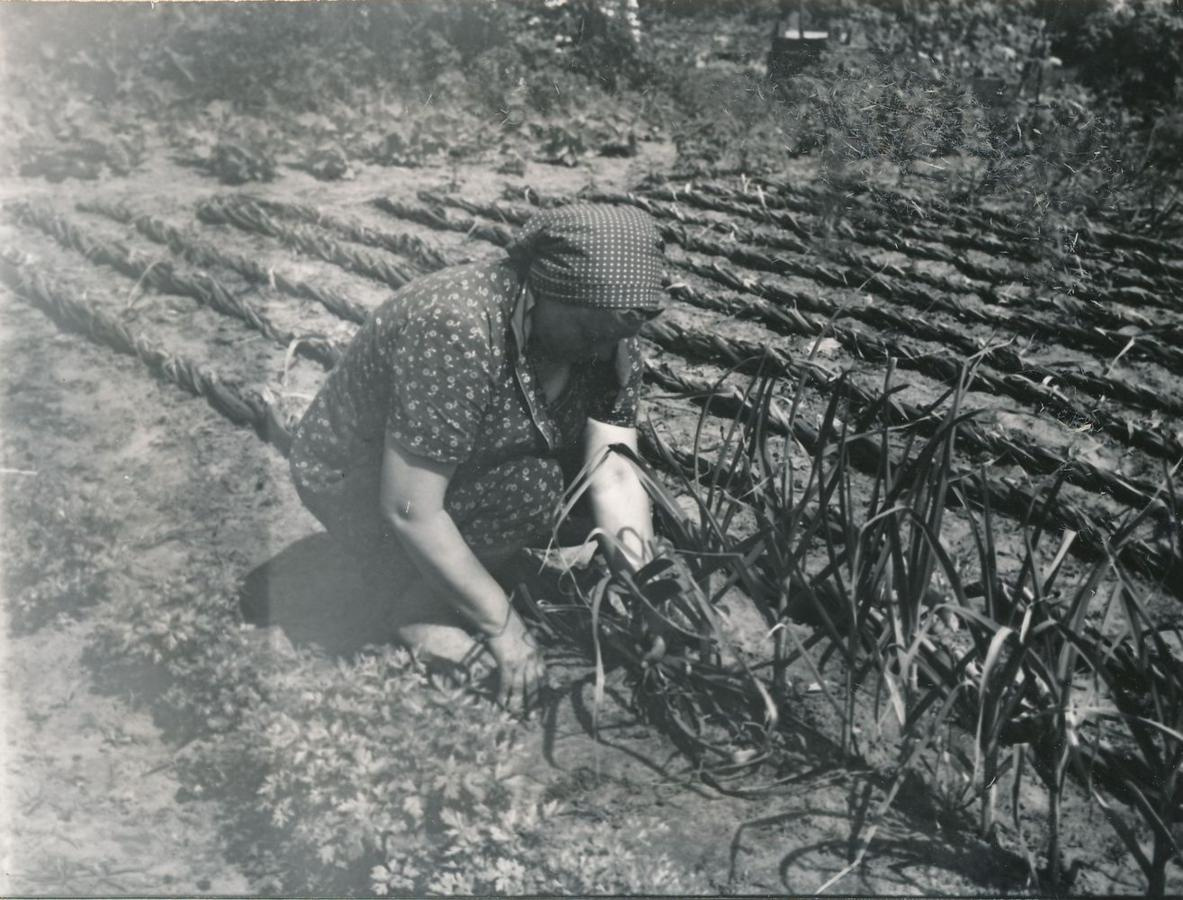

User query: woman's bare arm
[379,437,544,709]
[582,418,654,574]
[379,440,511,634]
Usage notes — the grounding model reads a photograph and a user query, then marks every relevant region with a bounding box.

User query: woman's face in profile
[529,294,648,362]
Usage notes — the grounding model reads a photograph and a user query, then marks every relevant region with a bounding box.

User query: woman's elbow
[589,455,638,496]
[380,495,423,536]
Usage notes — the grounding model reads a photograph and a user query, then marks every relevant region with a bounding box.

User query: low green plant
[233,644,698,895]
[2,476,119,635]
[89,574,266,737]
[86,565,701,894]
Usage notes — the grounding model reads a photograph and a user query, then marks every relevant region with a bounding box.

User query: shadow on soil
[238,532,392,657]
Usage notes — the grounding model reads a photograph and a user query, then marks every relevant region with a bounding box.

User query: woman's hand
[485,612,547,716]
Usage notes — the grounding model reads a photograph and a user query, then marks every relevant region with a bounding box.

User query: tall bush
[1049,0,1183,119]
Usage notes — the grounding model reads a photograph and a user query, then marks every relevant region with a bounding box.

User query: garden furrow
[697,179,1183,305]
[666,280,1172,514]
[643,317,1176,539]
[0,248,294,454]
[644,314,1183,466]
[243,196,457,272]
[371,196,516,248]
[79,199,372,325]
[675,257,1183,420]
[11,203,341,370]
[759,177,1183,285]
[668,241,1183,378]
[665,226,1183,373]
[691,185,1036,281]
[870,188,1183,293]
[694,179,1181,290]
[196,196,418,291]
[636,183,1053,286]
[672,180,1044,264]
[694,180,1183,333]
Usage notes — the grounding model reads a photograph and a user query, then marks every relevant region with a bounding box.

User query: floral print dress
[289,258,642,581]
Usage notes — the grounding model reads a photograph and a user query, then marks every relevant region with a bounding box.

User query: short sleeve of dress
[384,300,496,465]
[586,336,643,427]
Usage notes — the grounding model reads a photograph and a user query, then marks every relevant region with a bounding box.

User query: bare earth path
[0,292,259,894]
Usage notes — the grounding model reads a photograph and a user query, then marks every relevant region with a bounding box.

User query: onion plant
[1057,472,1183,896]
[532,346,1180,894]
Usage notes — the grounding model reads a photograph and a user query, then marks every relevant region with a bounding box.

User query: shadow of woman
[237,532,396,658]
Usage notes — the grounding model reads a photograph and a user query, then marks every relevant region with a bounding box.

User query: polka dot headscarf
[507,203,665,310]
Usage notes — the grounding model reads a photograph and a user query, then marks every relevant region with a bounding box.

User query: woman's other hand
[485,612,547,716]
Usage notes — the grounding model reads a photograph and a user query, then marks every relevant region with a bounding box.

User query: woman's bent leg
[291,455,564,658]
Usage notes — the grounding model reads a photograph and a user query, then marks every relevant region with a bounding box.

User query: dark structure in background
[768,2,832,80]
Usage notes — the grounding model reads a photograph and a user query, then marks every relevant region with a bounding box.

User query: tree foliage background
[1,0,1180,232]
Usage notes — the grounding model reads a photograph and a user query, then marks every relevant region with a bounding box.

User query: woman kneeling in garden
[289,204,664,713]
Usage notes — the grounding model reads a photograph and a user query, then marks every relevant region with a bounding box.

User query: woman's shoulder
[375,258,519,323]
[362,259,520,370]
[396,257,518,304]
